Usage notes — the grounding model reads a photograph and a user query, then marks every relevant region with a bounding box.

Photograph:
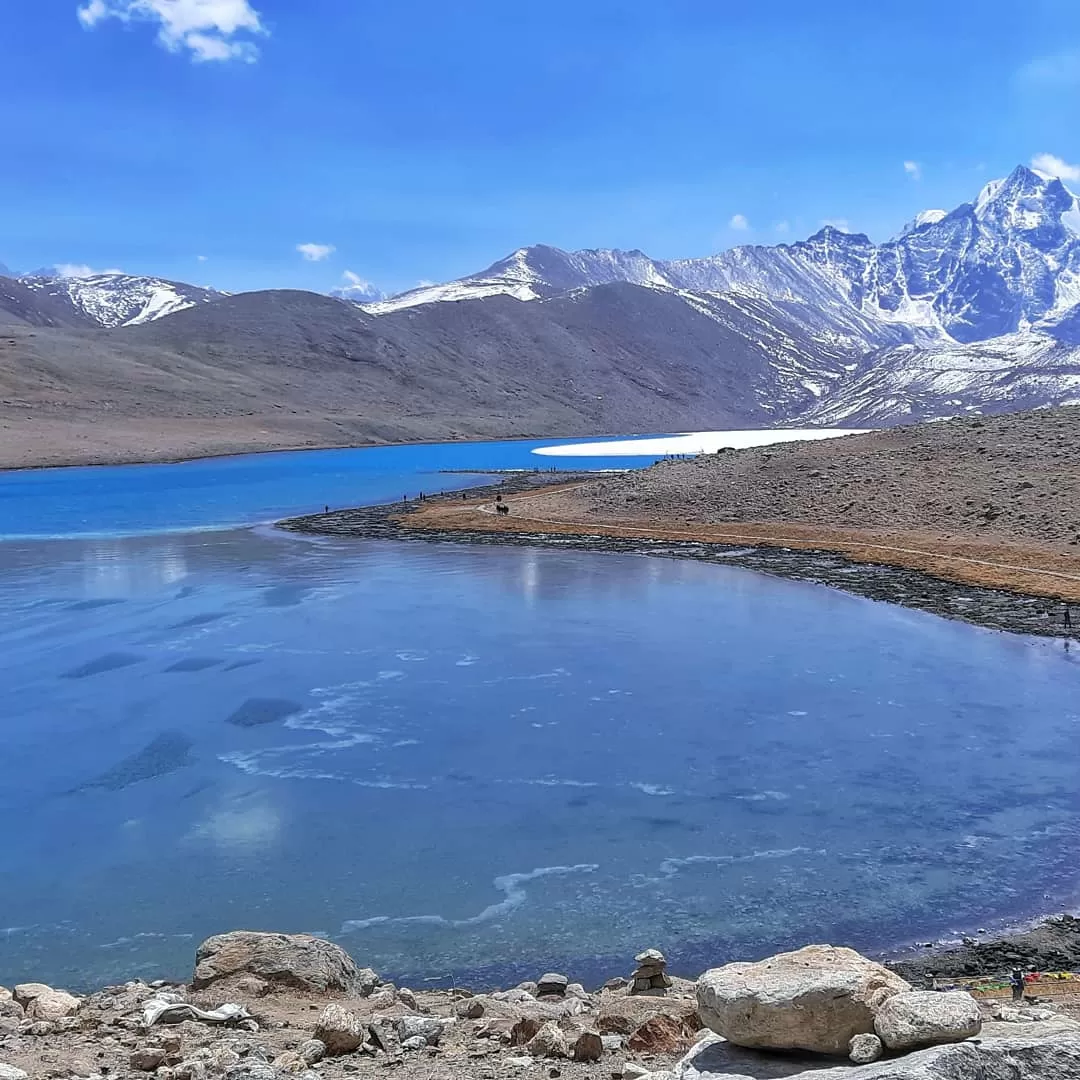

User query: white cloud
[773,221,790,235]
[729,213,750,231]
[55,263,124,278]
[296,242,335,262]
[76,0,265,63]
[342,270,371,288]
[196,254,208,262]
[904,160,922,180]
[820,218,851,233]
[1031,152,1080,182]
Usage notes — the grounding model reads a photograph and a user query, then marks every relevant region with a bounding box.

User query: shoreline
[279,476,1079,640]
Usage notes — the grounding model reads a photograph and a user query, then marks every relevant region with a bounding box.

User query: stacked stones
[631,949,672,994]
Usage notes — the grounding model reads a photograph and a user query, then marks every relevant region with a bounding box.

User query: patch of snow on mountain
[19,272,222,328]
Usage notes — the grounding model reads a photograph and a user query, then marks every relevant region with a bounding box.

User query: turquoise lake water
[2,436,1080,989]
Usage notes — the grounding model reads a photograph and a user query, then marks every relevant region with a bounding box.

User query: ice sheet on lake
[531,429,869,457]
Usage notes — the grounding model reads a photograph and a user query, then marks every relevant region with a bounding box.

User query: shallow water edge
[281,476,1076,641]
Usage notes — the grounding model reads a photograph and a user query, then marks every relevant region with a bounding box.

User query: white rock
[400,1036,427,1052]
[312,1003,366,1055]
[874,990,982,1051]
[696,945,910,1055]
[0,1065,29,1080]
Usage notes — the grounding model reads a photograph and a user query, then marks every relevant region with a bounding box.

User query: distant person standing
[1010,968,1025,1002]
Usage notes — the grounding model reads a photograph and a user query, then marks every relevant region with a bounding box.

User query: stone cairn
[630,948,672,993]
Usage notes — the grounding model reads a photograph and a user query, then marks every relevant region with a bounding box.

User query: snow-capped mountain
[18,271,223,328]
[368,165,1080,348]
[330,276,385,304]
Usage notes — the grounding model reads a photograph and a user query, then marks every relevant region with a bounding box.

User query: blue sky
[2,0,1080,296]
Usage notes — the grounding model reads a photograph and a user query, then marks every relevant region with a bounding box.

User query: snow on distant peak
[900,209,947,236]
[20,270,223,328]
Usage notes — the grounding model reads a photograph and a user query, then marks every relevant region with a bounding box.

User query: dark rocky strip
[279,475,1076,640]
[890,916,1080,986]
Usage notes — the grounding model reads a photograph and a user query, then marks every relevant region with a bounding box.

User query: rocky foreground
[5,933,1080,1080]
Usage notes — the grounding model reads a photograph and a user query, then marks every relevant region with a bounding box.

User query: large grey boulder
[192,932,367,995]
[648,1033,1080,1079]
[874,991,981,1051]
[696,946,910,1056]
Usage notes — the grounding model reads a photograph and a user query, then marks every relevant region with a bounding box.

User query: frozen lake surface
[2,433,1078,989]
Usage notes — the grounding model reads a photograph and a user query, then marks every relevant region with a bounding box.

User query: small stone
[0,1065,29,1080]
[397,1015,448,1046]
[848,1033,884,1064]
[173,1061,206,1080]
[571,1030,603,1062]
[161,1034,182,1056]
[527,1020,569,1059]
[131,1049,168,1072]
[397,987,419,1011]
[634,950,666,967]
[400,1036,427,1052]
[271,1051,306,1074]
[205,1048,242,1071]
[536,974,569,997]
[313,1004,366,1056]
[604,978,630,991]
[298,1040,325,1065]
[621,1066,652,1080]
[601,1035,624,1051]
[510,1018,542,1046]
[356,968,381,996]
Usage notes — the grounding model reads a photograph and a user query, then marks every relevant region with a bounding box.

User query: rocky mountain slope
[362,165,1080,424]
[4,165,1080,464]
[15,271,222,328]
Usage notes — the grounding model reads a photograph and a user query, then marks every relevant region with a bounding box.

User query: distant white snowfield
[531,429,870,458]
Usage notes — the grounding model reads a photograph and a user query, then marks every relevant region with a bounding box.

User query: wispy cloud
[820,218,851,233]
[773,221,790,235]
[337,271,382,301]
[1016,48,1080,88]
[55,263,124,278]
[76,0,266,63]
[1031,152,1080,183]
[729,213,750,231]
[903,160,922,181]
[196,254,209,262]
[296,243,335,262]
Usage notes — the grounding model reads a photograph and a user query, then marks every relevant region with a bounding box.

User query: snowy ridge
[19,272,223,328]
[366,165,1080,350]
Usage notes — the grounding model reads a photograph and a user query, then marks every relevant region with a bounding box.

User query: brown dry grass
[401,482,1080,603]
